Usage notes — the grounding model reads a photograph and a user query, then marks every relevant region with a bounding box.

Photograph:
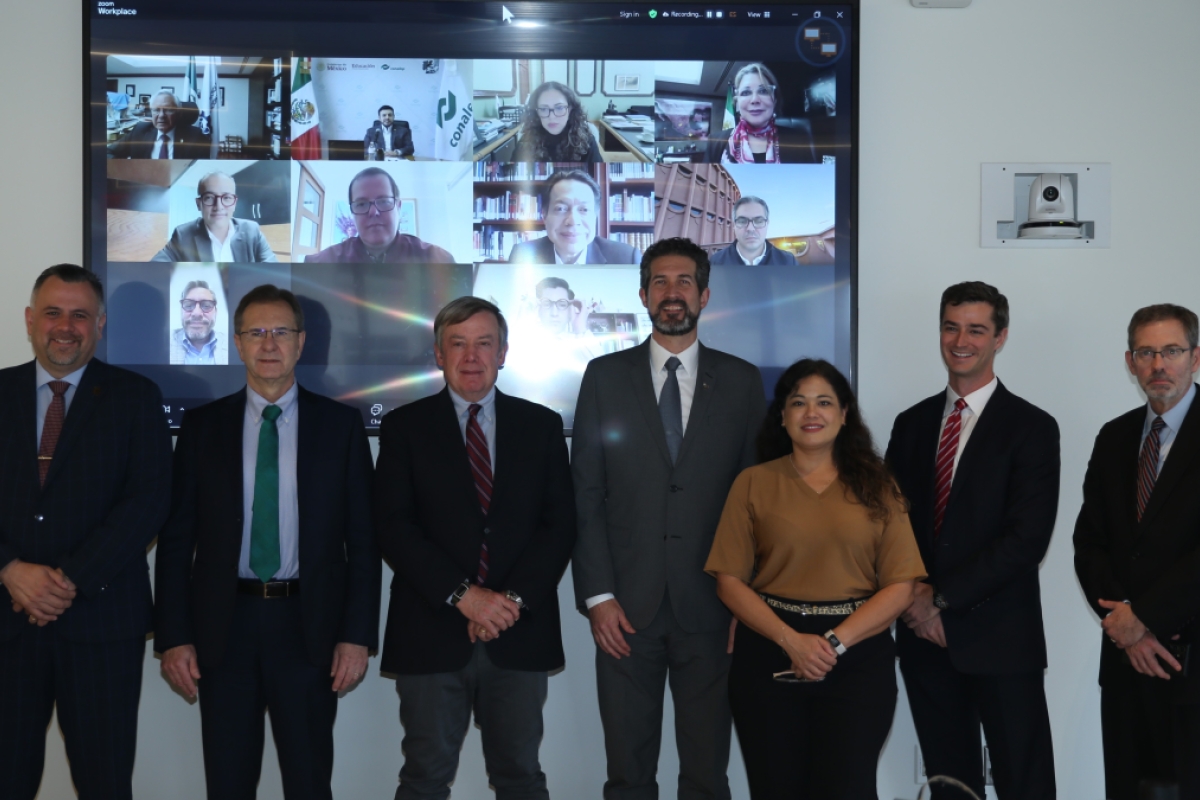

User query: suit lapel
[194,221,215,261]
[586,241,609,264]
[1140,388,1200,530]
[296,387,318,570]
[222,389,247,534]
[490,390,516,516]
[913,393,945,549]
[676,343,717,465]
[42,360,106,491]
[229,220,246,262]
[946,382,1011,509]
[435,388,487,519]
[627,340,674,466]
[13,362,40,487]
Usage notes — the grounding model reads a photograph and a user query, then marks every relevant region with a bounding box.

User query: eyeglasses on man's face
[237,328,301,342]
[350,197,398,214]
[734,216,769,229]
[181,300,217,313]
[538,299,572,310]
[536,104,569,118]
[199,193,238,208]
[1130,346,1195,364]
[736,86,775,100]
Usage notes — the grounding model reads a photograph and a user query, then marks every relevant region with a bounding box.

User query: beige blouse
[705,456,927,601]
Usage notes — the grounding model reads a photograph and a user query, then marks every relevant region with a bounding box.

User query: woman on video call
[705,358,925,799]
[513,80,603,163]
[707,62,818,164]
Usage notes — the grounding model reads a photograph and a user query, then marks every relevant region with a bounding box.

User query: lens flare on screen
[700,279,846,322]
[336,370,444,402]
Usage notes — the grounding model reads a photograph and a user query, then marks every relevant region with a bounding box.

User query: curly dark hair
[757,358,906,522]
[518,81,594,161]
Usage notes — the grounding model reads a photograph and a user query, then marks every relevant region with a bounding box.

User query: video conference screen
[88,0,858,432]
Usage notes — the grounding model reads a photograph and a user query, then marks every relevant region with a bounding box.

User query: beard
[651,301,700,337]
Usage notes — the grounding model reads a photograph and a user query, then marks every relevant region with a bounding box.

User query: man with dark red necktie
[0,264,173,799]
[1074,304,1200,800]
[886,281,1060,800]
[374,296,576,800]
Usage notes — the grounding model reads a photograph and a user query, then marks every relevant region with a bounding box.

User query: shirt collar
[206,218,234,245]
[945,374,999,417]
[182,331,218,356]
[247,381,299,424]
[449,385,497,422]
[649,336,700,376]
[36,360,89,390]
[736,243,767,265]
[1146,382,1196,435]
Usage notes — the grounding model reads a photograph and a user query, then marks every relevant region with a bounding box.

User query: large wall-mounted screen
[88,0,858,431]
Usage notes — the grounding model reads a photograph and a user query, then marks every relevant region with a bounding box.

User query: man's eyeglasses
[349,197,397,214]
[736,86,775,100]
[536,104,569,118]
[199,193,237,208]
[1130,346,1195,364]
[539,300,572,310]
[237,328,301,342]
[734,216,769,229]
[181,300,217,313]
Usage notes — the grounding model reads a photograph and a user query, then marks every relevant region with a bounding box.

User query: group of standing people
[1,246,1198,800]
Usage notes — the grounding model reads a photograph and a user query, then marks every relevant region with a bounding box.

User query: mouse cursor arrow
[501,5,514,22]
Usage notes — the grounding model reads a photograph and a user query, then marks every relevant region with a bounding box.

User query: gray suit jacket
[508,235,640,265]
[152,218,278,263]
[570,338,764,633]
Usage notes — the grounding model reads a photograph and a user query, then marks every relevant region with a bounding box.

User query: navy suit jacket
[374,387,576,675]
[886,381,1060,674]
[107,121,212,160]
[1074,387,1200,703]
[364,120,414,159]
[154,386,380,670]
[0,359,173,643]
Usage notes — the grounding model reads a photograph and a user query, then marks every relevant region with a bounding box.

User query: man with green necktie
[154,284,380,800]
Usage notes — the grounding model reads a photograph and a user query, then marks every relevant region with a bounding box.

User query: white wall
[6,0,1200,798]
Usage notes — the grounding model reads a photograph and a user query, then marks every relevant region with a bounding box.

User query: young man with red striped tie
[886,282,1060,800]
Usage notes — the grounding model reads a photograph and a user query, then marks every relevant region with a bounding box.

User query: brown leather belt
[237,579,300,598]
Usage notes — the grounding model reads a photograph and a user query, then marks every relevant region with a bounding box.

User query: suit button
[483,527,491,534]
[34,515,44,522]
[670,485,682,493]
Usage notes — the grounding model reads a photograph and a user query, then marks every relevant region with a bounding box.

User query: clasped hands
[900,582,946,648]
[458,585,521,644]
[1,559,76,626]
[1098,599,1182,680]
[778,626,838,681]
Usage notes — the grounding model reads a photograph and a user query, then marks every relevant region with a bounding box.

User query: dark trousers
[0,625,144,800]
[394,641,548,800]
[197,593,336,800]
[595,592,732,800]
[1101,663,1200,800]
[729,601,896,800]
[899,634,1055,800]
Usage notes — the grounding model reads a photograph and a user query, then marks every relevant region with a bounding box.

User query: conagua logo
[291,98,316,124]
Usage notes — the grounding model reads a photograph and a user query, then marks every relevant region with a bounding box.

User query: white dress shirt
[239,383,300,580]
[1141,382,1196,476]
[151,129,175,159]
[205,223,236,263]
[939,375,1000,481]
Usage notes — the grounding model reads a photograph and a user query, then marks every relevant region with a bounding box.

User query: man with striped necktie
[886,281,1060,800]
[374,296,576,800]
[1074,304,1200,800]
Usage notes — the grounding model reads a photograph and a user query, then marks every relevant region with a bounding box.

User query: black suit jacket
[0,359,173,643]
[1074,387,1200,703]
[886,381,1060,674]
[507,235,641,265]
[364,120,414,159]
[107,121,212,160]
[374,388,576,675]
[154,386,380,670]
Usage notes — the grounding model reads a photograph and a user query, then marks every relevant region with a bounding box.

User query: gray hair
[180,280,215,302]
[733,195,770,218]
[1127,304,1199,351]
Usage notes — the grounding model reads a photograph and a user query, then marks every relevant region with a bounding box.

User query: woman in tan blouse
[705,358,926,800]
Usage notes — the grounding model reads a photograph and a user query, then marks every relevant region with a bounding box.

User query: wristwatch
[823,630,847,655]
[450,580,472,606]
[505,589,526,609]
[932,591,949,611]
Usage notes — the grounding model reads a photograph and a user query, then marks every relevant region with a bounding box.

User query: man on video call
[170,280,228,365]
[305,167,455,264]
[709,196,798,266]
[364,105,414,160]
[152,172,278,263]
[508,170,641,265]
[108,90,212,160]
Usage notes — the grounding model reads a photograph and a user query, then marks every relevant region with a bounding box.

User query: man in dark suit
[886,281,1059,800]
[155,284,380,800]
[508,169,641,265]
[364,105,415,160]
[1074,303,1200,800]
[708,196,797,266]
[0,264,173,799]
[151,171,277,263]
[108,91,212,160]
[571,237,764,800]
[375,296,576,800]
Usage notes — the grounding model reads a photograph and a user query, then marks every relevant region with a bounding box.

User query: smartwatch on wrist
[823,630,847,655]
[932,591,949,611]
[450,580,472,606]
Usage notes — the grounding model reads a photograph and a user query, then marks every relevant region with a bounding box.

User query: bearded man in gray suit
[571,236,765,800]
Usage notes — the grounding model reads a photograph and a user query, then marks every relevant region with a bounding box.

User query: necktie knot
[48,380,70,399]
[954,397,967,413]
[665,356,681,374]
[468,403,482,419]
[159,134,168,141]
[262,404,282,423]
[1151,416,1166,433]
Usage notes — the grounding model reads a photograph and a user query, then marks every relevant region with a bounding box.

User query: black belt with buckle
[237,579,300,598]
